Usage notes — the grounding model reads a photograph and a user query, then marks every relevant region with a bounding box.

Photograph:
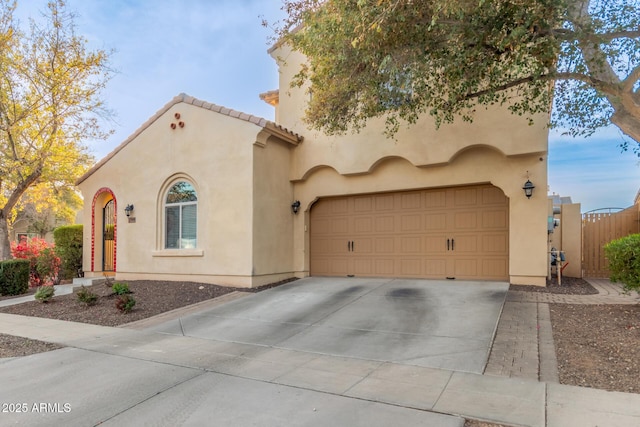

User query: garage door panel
[454,188,478,206]
[401,192,422,209]
[400,259,422,276]
[401,236,422,253]
[451,235,478,253]
[482,210,508,228]
[425,259,447,276]
[482,259,508,278]
[375,259,395,275]
[425,213,447,231]
[353,258,373,275]
[331,218,349,234]
[424,190,447,208]
[375,216,395,232]
[453,259,479,277]
[482,234,508,253]
[425,235,448,252]
[354,217,373,233]
[401,214,422,231]
[331,199,349,213]
[375,238,395,254]
[330,259,349,275]
[354,196,373,212]
[329,239,349,254]
[482,186,508,205]
[310,185,508,280]
[375,195,395,211]
[454,211,478,230]
[355,238,373,253]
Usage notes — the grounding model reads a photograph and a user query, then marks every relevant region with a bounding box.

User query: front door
[103,199,115,271]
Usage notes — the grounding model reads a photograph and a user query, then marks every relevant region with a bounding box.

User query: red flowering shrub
[10,237,60,287]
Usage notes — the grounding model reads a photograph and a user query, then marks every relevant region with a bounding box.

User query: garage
[310,184,509,280]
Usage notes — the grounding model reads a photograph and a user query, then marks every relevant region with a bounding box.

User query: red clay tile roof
[75,93,303,185]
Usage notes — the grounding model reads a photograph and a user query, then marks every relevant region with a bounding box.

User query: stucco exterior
[76,96,301,287]
[271,44,549,286]
[76,42,550,287]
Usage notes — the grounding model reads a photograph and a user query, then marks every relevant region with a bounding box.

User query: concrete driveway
[150,277,508,374]
[0,277,511,427]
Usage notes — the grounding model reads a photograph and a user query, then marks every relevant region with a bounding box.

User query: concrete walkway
[0,278,639,426]
[0,283,79,308]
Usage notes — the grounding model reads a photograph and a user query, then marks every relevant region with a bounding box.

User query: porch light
[124,204,134,217]
[522,180,535,199]
[291,200,301,214]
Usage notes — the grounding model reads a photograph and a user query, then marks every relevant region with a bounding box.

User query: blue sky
[15,0,640,213]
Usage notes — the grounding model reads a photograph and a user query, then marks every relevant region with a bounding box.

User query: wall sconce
[124,204,134,217]
[522,180,535,199]
[291,200,301,214]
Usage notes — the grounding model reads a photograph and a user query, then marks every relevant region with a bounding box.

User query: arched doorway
[102,199,116,271]
[91,188,117,273]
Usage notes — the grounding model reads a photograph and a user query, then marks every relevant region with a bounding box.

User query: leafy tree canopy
[274,0,640,145]
[0,0,112,259]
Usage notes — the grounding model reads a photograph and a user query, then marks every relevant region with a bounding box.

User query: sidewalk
[0,283,81,308]
[0,311,639,427]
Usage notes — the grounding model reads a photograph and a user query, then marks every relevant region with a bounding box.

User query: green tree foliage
[15,183,82,238]
[0,0,112,260]
[275,0,640,143]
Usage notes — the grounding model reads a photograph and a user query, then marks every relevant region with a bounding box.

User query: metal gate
[582,205,639,277]
[103,199,115,271]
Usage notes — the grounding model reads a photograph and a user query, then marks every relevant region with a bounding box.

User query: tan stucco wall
[78,102,260,286]
[251,136,296,284]
[272,43,549,286]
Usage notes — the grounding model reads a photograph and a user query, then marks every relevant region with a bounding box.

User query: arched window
[165,181,197,249]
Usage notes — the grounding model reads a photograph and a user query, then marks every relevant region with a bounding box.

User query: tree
[0,0,112,260]
[274,0,640,144]
[13,182,82,238]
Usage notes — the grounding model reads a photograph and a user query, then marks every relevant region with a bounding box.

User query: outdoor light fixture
[291,200,301,214]
[124,204,134,217]
[522,180,535,199]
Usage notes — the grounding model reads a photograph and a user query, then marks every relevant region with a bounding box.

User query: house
[75,42,549,287]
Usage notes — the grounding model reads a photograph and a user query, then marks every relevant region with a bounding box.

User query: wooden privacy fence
[582,205,640,278]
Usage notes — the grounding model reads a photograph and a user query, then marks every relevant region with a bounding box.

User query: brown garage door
[310,184,509,280]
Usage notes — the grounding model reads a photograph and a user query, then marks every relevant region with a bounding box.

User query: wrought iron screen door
[103,199,115,271]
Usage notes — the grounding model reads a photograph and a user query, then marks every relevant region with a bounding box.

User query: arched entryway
[102,199,116,271]
[91,188,117,273]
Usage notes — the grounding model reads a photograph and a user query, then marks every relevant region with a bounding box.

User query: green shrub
[53,225,83,280]
[0,259,30,296]
[35,285,55,303]
[112,282,130,295]
[604,233,640,292]
[115,294,136,313]
[76,285,98,306]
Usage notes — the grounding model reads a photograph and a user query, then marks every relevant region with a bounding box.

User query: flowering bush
[10,237,61,287]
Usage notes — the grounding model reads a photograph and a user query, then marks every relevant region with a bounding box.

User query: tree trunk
[0,210,11,261]
[611,109,640,144]
[570,0,640,145]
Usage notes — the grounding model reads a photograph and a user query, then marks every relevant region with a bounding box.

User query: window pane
[181,204,197,249]
[166,182,197,204]
[165,206,180,249]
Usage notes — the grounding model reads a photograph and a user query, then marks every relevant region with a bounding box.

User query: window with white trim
[165,181,197,249]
